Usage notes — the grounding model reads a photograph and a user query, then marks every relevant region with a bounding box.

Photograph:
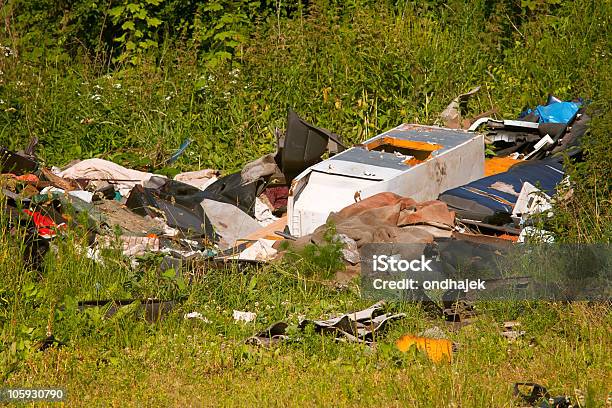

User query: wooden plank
[241,215,288,242]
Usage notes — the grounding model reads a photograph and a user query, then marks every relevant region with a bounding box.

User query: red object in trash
[263,186,289,209]
[22,209,67,238]
[15,174,40,183]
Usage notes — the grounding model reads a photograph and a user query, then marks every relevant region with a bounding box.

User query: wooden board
[241,215,288,242]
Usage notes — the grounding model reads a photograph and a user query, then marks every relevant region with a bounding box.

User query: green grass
[1,1,610,168]
[1,226,610,406]
[1,0,611,406]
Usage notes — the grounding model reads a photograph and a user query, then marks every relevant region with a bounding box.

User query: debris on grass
[184,312,211,323]
[513,382,573,408]
[246,322,290,346]
[0,97,596,330]
[396,333,453,363]
[233,310,257,323]
[246,302,405,346]
[1,98,589,270]
[501,321,525,342]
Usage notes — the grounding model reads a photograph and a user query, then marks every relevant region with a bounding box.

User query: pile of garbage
[0,110,346,271]
[0,95,594,399]
[1,94,587,275]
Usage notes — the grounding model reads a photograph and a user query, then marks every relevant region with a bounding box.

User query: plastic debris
[173,169,218,190]
[233,310,257,323]
[396,334,453,363]
[237,239,278,261]
[440,86,481,129]
[246,302,404,346]
[0,98,592,295]
[59,158,162,197]
[501,321,525,342]
[184,312,211,323]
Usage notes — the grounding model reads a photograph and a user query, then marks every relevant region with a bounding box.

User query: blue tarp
[439,160,565,221]
[535,101,581,124]
[521,98,581,125]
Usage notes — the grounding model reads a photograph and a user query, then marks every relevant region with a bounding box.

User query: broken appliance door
[276,109,346,183]
[287,124,484,237]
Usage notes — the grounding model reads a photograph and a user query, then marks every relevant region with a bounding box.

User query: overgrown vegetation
[1,0,609,238]
[0,0,610,405]
[1,220,610,405]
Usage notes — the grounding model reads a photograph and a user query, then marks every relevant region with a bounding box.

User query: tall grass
[1,1,609,168]
[0,1,610,404]
[4,1,609,237]
[0,214,610,404]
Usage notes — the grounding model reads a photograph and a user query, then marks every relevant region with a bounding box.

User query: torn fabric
[59,158,162,197]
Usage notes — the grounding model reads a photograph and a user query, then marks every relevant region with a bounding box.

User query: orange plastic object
[484,157,522,177]
[396,334,453,363]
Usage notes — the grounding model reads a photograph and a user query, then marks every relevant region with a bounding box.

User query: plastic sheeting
[520,97,581,125]
[535,101,581,124]
[438,159,565,223]
[200,199,261,249]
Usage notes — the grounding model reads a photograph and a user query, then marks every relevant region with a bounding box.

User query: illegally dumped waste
[288,192,456,250]
[299,301,405,343]
[58,158,161,197]
[1,145,38,175]
[396,333,453,363]
[183,311,211,322]
[246,301,404,346]
[77,299,176,323]
[1,109,334,273]
[233,310,257,323]
[287,123,484,236]
[440,86,482,129]
[501,321,525,342]
[246,322,290,347]
[520,95,581,125]
[277,109,346,182]
[513,383,573,408]
[436,94,587,239]
[1,97,587,269]
[439,159,563,226]
[0,95,593,331]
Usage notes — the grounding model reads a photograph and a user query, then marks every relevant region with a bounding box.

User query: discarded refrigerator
[287,124,484,236]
